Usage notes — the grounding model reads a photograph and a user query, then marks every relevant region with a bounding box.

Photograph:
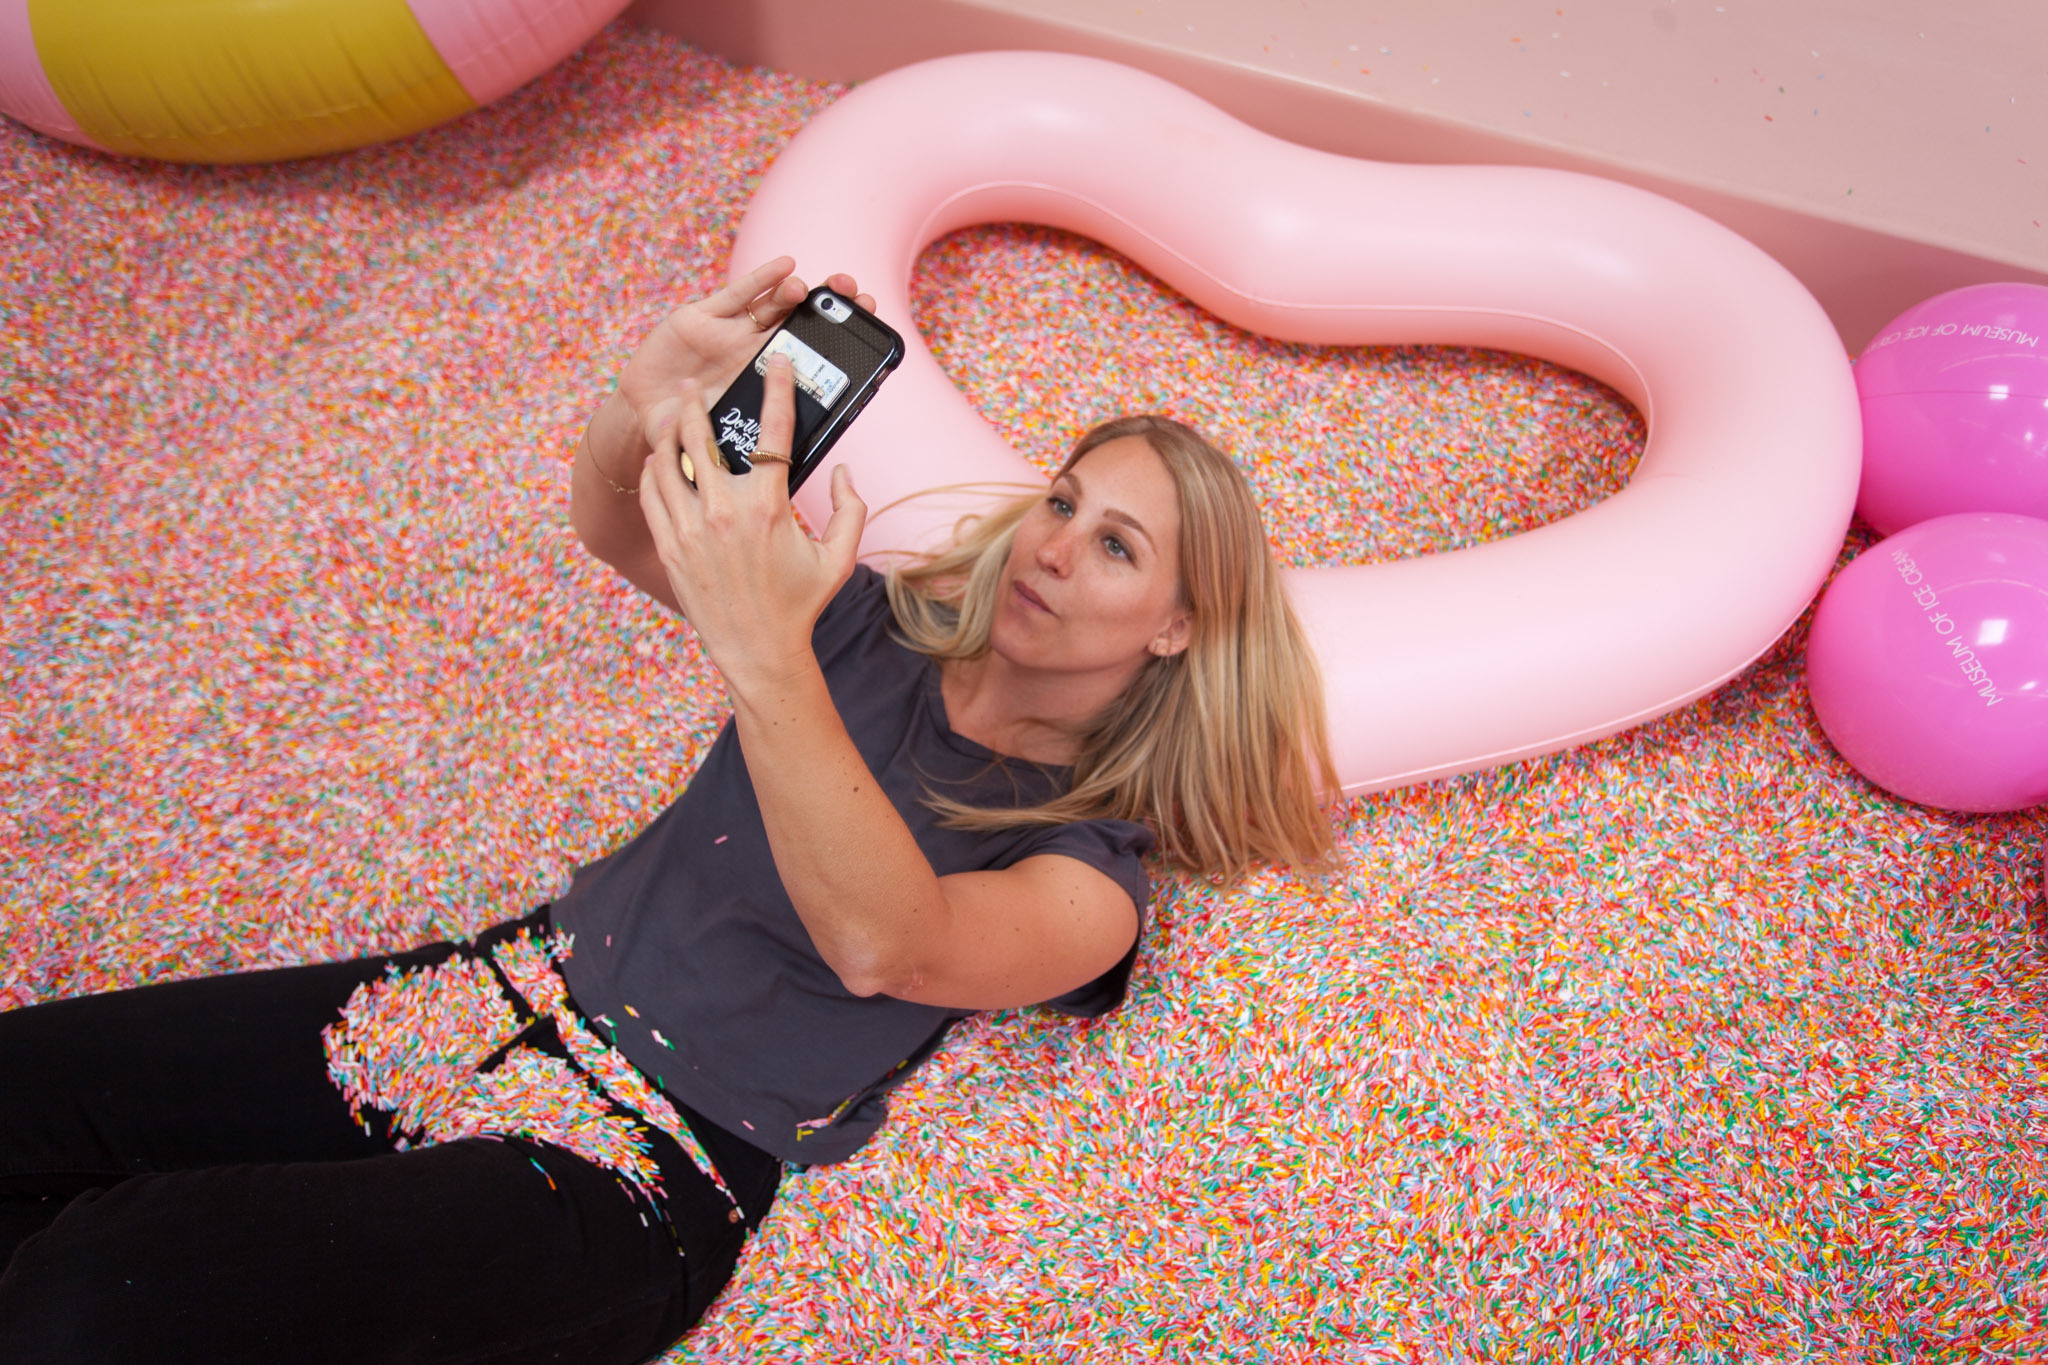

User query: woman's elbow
[829,953,902,1000]
[825,935,928,1000]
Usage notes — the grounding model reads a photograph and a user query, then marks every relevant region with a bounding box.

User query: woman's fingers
[676,379,725,488]
[756,354,798,469]
[745,275,805,333]
[718,257,797,320]
[646,380,709,514]
[727,266,877,335]
[637,407,690,571]
[818,463,868,572]
[716,262,882,335]
[821,272,877,316]
[748,265,814,332]
[695,355,794,507]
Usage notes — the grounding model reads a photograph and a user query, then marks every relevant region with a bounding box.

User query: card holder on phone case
[708,289,903,492]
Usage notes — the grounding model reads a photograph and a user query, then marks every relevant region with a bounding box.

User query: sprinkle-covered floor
[4,24,2045,1363]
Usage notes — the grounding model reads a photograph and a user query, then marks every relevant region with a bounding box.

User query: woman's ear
[1149,609,1193,658]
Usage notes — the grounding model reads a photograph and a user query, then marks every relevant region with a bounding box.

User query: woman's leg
[0,948,418,1261]
[0,1133,694,1365]
[0,918,756,1364]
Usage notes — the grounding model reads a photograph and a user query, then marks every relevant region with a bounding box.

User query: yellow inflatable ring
[0,0,627,163]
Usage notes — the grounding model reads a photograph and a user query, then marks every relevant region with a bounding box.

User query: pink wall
[626,0,2046,351]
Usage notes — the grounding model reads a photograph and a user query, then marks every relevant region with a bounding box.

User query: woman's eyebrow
[1061,471,1155,551]
[1101,507,1154,550]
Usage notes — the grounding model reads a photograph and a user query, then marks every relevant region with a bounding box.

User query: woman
[0,259,1336,1363]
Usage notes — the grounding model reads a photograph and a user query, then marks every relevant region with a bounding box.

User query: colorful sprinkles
[322,925,736,1205]
[3,22,2045,1364]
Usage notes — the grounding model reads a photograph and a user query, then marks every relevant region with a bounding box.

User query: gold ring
[744,297,770,329]
[749,449,793,465]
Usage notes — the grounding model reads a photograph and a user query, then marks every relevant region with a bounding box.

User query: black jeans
[0,911,782,1365]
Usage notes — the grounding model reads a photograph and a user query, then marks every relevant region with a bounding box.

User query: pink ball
[1854,282,2048,536]
[1806,512,2048,812]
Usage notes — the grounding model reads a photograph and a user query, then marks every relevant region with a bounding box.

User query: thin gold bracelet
[582,432,639,495]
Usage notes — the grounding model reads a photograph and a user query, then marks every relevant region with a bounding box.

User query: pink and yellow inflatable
[734,52,1863,797]
[0,0,626,163]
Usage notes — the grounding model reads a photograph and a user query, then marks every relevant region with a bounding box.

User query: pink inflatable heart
[733,52,1860,797]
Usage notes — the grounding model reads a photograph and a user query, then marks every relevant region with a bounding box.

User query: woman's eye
[1103,536,1129,560]
[1048,496,1073,517]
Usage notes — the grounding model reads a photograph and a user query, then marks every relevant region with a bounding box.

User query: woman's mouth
[1013,580,1054,615]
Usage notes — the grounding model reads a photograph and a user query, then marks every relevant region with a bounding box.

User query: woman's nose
[1036,525,1077,576]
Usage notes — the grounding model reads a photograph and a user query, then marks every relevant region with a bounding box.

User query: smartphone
[707,285,904,493]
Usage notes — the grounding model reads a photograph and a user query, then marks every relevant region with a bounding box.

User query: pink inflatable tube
[733,52,1861,798]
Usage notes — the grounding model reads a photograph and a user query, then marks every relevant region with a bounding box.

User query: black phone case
[708,286,905,494]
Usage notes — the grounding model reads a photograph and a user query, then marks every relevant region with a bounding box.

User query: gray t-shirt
[554,566,1154,1165]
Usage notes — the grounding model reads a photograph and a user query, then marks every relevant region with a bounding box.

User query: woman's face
[992,435,1193,679]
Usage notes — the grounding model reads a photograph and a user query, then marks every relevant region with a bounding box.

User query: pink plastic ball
[1854,283,2048,536]
[1806,512,2048,812]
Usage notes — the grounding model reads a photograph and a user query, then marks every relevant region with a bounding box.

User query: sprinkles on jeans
[322,925,736,1207]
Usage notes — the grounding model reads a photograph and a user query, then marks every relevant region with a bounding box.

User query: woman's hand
[607,258,878,474]
[637,352,868,690]
[573,260,877,615]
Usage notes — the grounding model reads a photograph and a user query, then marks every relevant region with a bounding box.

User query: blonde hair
[885,415,1338,881]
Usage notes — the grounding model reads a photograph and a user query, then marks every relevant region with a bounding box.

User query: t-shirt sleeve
[1002,816,1156,1019]
[810,563,893,671]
